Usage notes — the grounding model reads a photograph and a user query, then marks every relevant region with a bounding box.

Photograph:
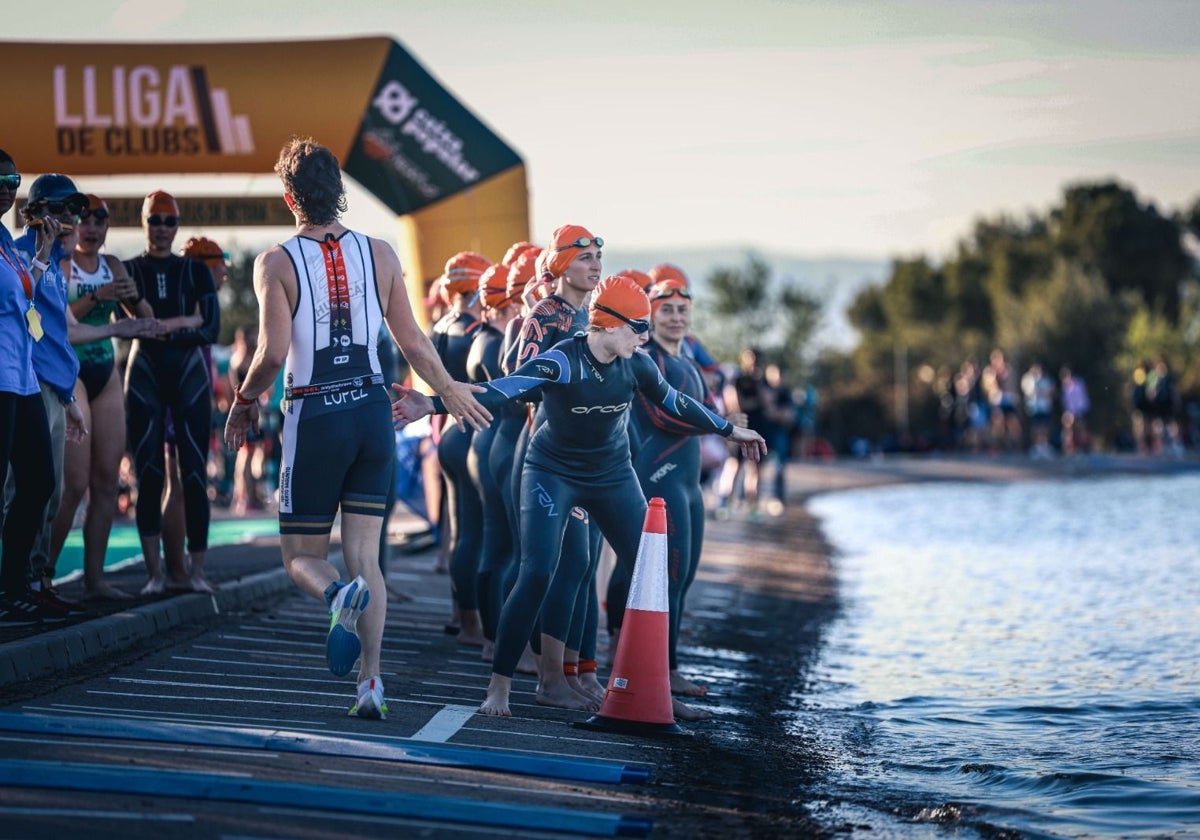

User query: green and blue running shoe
[326,575,370,676]
[348,675,388,720]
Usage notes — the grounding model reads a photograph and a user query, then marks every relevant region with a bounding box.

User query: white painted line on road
[409,705,477,742]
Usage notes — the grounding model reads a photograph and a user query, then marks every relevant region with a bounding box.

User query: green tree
[693,253,822,369]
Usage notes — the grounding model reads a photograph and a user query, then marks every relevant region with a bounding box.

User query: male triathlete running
[223,136,489,719]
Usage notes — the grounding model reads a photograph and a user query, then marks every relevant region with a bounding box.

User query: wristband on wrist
[233,386,256,406]
[31,258,49,273]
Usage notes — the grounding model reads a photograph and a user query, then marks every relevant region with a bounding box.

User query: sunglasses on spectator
[593,303,650,334]
[147,215,179,227]
[79,208,109,222]
[34,199,85,215]
[0,174,21,191]
[553,236,603,251]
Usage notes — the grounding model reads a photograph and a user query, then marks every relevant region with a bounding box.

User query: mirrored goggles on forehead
[593,303,650,334]
[79,208,109,222]
[553,236,603,251]
[0,174,21,191]
[651,286,693,302]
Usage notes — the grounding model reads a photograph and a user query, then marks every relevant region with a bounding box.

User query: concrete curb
[0,565,292,688]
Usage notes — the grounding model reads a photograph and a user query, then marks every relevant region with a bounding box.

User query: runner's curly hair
[274,137,347,226]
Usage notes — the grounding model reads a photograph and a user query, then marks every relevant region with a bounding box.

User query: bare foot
[672,697,713,721]
[536,680,600,712]
[189,574,216,594]
[516,644,539,676]
[457,611,486,647]
[670,671,709,697]
[139,576,166,596]
[577,670,607,703]
[480,641,494,663]
[458,630,486,647]
[164,577,194,593]
[479,677,513,717]
[83,582,133,601]
[567,674,605,704]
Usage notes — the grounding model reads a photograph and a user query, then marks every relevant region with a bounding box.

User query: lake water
[803,473,1200,837]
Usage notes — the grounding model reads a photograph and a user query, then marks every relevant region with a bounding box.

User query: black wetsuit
[629,338,712,670]
[123,254,219,550]
[432,310,482,612]
[431,335,733,679]
[466,320,521,640]
[514,295,596,656]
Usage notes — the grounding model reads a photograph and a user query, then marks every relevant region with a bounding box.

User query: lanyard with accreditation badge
[0,241,43,341]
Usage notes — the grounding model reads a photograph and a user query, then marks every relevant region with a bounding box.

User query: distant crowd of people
[939,348,1190,457]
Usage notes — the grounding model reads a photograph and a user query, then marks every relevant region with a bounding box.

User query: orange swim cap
[441,251,492,298]
[507,247,542,300]
[502,241,538,267]
[478,263,512,310]
[182,236,225,264]
[649,277,692,315]
[648,263,688,286]
[589,274,650,330]
[142,190,179,219]
[617,269,654,292]
[83,194,109,214]
[547,224,601,278]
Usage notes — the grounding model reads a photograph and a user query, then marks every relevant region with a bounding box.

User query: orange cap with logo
[547,224,600,278]
[589,274,650,329]
[648,263,688,286]
[441,251,492,298]
[142,190,179,219]
[478,263,512,310]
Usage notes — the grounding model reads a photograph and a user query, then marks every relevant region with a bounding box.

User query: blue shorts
[277,398,393,535]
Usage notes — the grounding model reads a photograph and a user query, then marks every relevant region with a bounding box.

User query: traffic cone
[576,497,686,737]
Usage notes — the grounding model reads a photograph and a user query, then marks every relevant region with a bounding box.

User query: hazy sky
[9,0,1200,260]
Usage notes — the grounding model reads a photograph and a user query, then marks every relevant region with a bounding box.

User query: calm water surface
[803,473,1200,837]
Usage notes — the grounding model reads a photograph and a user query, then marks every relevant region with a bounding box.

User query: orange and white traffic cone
[577,497,686,737]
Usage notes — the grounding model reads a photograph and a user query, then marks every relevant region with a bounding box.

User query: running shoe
[8,590,66,624]
[31,587,88,616]
[326,575,370,676]
[0,596,41,627]
[348,675,388,720]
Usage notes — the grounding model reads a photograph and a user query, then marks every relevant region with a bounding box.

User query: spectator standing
[7,175,89,617]
[0,151,58,625]
[1059,366,1090,455]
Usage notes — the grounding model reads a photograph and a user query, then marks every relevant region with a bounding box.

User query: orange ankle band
[579,658,598,674]
[563,662,579,676]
